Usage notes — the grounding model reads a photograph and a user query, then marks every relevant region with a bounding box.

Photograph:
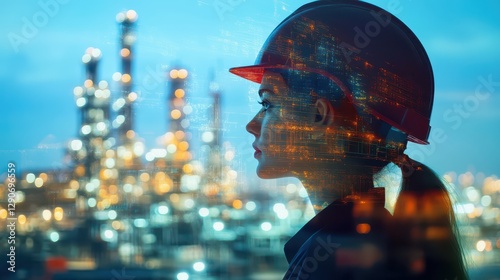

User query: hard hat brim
[229,64,284,84]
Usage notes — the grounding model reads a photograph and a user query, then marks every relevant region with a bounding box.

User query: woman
[230,1,468,279]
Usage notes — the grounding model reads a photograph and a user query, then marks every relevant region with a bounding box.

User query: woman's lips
[253,145,262,158]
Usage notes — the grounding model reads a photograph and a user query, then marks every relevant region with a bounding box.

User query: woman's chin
[256,165,288,179]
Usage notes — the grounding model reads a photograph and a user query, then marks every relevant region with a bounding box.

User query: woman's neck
[296,166,376,213]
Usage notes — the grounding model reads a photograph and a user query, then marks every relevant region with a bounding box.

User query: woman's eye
[258,100,272,111]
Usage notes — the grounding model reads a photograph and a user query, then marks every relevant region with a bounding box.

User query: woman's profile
[230,1,468,279]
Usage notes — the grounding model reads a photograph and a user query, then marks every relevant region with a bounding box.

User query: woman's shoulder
[283,198,394,279]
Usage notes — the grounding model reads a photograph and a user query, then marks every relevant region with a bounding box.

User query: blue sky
[1,0,499,181]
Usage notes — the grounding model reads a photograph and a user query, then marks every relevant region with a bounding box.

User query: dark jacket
[283,189,393,279]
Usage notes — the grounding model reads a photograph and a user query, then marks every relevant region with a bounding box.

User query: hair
[392,158,468,279]
[273,68,468,279]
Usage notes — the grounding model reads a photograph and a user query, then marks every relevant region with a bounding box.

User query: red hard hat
[230,0,434,144]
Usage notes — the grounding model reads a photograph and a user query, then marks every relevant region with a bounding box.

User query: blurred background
[0,0,499,279]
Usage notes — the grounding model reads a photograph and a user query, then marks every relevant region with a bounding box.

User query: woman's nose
[246,114,261,137]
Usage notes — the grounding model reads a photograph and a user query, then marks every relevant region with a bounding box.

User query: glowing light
[481,195,492,207]
[174,89,185,98]
[224,150,235,161]
[286,183,297,193]
[126,130,135,139]
[182,164,193,174]
[273,203,288,219]
[82,53,91,63]
[128,92,138,102]
[356,223,371,234]
[199,208,209,217]
[123,184,133,193]
[64,189,77,199]
[158,205,169,215]
[171,109,182,120]
[145,152,154,161]
[108,210,117,220]
[183,105,193,115]
[69,180,79,189]
[26,173,36,183]
[34,178,43,188]
[465,186,480,202]
[112,72,122,81]
[0,209,7,219]
[178,69,188,79]
[202,131,214,143]
[85,182,96,192]
[115,115,125,124]
[177,272,189,280]
[88,198,97,208]
[104,230,114,240]
[121,74,131,83]
[120,48,130,58]
[73,86,84,97]
[118,243,133,257]
[162,132,174,142]
[183,198,195,209]
[245,201,256,211]
[70,140,82,151]
[112,98,127,112]
[170,69,179,79]
[42,209,52,221]
[172,96,184,107]
[152,148,167,158]
[98,80,108,89]
[116,12,125,23]
[112,221,122,230]
[95,89,103,98]
[175,130,185,139]
[179,141,189,151]
[105,158,115,168]
[133,142,145,156]
[126,10,138,22]
[193,261,205,272]
[459,172,474,186]
[169,194,179,204]
[54,207,64,221]
[124,34,135,45]
[81,125,91,135]
[228,170,237,180]
[76,97,87,107]
[50,232,59,242]
[139,173,150,182]
[91,48,101,58]
[134,218,148,228]
[102,89,111,98]
[232,200,243,209]
[213,221,224,231]
[476,240,486,252]
[261,222,272,231]
[298,187,308,198]
[14,191,24,203]
[96,122,106,131]
[18,215,27,225]
[167,144,177,153]
[84,79,93,88]
[39,173,48,181]
[181,119,190,128]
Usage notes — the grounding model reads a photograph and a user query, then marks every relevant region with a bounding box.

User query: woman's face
[246,71,318,179]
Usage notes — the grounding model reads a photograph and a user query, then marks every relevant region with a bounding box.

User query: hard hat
[230,0,434,144]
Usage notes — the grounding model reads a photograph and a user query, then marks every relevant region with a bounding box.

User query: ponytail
[390,156,468,279]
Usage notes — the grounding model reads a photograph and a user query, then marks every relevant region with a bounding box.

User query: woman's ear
[314,98,334,126]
